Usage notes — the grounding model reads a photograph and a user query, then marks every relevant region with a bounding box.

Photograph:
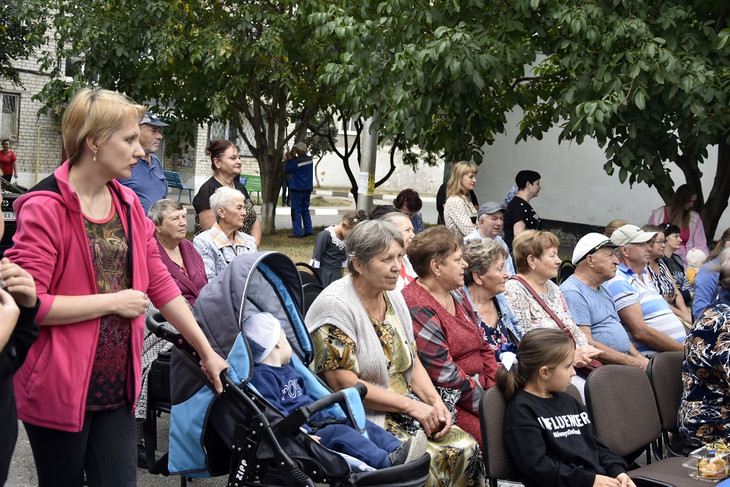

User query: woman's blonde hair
[512,230,560,274]
[496,328,574,401]
[604,219,628,238]
[62,88,145,165]
[445,161,478,198]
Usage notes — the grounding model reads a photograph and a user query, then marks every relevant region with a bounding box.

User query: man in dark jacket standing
[286,142,314,238]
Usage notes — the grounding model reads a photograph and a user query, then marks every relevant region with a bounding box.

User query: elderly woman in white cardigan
[305,220,484,486]
[193,186,257,280]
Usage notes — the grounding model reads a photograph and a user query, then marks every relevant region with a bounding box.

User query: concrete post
[357,116,378,212]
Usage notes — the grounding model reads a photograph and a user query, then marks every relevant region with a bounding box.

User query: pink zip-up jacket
[6,161,181,432]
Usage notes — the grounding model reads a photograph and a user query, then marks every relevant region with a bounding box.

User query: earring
[93,151,97,163]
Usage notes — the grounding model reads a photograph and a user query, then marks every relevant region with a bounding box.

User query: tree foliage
[514,0,730,238]
[30,0,344,233]
[311,0,537,162]
[0,1,46,87]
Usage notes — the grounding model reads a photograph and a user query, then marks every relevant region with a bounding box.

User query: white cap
[572,233,618,265]
[293,142,307,152]
[242,312,282,363]
[610,224,656,247]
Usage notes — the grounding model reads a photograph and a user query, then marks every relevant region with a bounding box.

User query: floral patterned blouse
[503,277,588,347]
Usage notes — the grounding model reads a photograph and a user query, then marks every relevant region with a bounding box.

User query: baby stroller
[151,251,431,486]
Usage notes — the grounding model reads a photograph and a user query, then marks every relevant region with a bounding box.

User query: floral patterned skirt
[384,415,485,487]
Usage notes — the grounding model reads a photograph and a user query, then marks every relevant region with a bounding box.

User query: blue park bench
[163,170,194,204]
[240,174,261,204]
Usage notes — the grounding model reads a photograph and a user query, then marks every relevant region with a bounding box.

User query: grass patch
[258,227,325,264]
[310,196,352,207]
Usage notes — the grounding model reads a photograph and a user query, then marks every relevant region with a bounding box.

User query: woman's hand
[592,474,621,487]
[0,288,20,326]
[199,352,229,394]
[616,473,636,487]
[111,289,149,319]
[0,258,36,308]
[574,344,601,368]
[406,396,451,439]
[429,397,452,439]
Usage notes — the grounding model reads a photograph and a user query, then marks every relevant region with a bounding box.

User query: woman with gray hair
[193,186,257,279]
[379,212,417,291]
[149,199,207,305]
[462,239,522,351]
[306,220,484,486]
[679,247,730,447]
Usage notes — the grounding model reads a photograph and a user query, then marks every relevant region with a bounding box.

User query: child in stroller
[244,312,427,470]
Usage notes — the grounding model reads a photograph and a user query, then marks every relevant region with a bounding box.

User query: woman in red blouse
[402,226,498,448]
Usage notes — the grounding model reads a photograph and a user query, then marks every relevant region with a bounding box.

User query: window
[208,118,257,157]
[0,93,20,141]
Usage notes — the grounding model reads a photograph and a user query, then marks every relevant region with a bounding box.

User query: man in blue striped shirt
[606,224,686,355]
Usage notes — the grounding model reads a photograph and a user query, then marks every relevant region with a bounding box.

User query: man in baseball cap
[561,233,648,369]
[605,225,686,355]
[119,111,170,214]
[464,201,514,275]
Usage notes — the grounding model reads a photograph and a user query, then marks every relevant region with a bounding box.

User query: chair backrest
[585,364,662,457]
[566,383,583,404]
[302,282,324,315]
[558,259,575,285]
[479,387,520,486]
[646,351,683,435]
[296,262,323,287]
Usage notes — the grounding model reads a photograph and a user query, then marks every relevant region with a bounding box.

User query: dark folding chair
[647,351,690,457]
[295,261,322,287]
[478,387,521,487]
[585,365,719,486]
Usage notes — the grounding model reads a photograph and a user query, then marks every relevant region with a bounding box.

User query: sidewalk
[273,189,437,219]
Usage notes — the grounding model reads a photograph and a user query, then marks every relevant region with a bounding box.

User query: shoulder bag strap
[509,275,577,346]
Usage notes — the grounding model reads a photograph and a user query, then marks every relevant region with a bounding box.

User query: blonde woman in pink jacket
[7,89,228,487]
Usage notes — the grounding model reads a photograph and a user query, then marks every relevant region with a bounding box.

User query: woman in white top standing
[443,161,478,240]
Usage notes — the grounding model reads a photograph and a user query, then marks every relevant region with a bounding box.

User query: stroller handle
[146,312,199,358]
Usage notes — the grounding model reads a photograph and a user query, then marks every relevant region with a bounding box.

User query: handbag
[510,275,603,377]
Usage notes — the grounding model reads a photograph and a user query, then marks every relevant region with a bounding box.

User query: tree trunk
[701,140,730,242]
[259,152,285,235]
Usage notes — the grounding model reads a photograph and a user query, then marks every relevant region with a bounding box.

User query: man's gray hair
[346,220,404,275]
[209,186,246,221]
[148,199,184,226]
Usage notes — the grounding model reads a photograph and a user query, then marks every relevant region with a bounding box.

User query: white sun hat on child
[242,312,282,363]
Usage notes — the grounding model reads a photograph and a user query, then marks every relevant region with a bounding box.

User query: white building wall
[474,110,727,241]
[314,142,445,195]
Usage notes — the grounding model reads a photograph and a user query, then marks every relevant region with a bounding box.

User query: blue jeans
[290,190,313,236]
[317,419,403,469]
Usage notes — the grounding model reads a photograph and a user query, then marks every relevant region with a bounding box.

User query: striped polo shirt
[606,264,686,354]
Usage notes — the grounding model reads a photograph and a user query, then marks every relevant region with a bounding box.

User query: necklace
[418,279,455,314]
[71,171,110,220]
[364,294,385,322]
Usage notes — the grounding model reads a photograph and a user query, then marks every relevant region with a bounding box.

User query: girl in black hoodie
[496,329,634,487]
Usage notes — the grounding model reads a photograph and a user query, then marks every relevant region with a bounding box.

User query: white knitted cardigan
[305,275,415,427]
